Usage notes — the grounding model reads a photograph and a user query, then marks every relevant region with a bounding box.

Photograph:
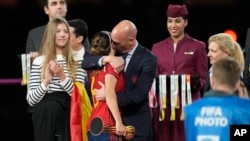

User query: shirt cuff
[98,56,104,67]
[41,82,49,91]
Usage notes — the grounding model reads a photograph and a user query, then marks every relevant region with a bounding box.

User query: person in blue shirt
[184,57,250,141]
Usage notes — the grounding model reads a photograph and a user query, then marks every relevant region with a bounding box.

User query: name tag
[184,51,193,55]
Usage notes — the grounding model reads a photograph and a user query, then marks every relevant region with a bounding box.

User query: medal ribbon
[159,75,167,121]
[21,54,27,85]
[149,78,158,108]
[21,54,30,91]
[170,74,178,121]
[175,75,180,109]
[186,74,192,105]
[26,54,30,91]
[180,74,186,120]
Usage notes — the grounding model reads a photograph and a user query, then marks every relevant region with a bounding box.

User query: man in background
[25,0,89,60]
[68,19,89,63]
[68,18,92,105]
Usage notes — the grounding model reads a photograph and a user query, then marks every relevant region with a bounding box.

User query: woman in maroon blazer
[151,4,208,141]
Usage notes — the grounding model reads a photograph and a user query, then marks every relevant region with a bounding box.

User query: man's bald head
[112,20,137,40]
[111,20,137,53]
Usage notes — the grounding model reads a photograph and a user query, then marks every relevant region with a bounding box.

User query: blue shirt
[184,90,250,141]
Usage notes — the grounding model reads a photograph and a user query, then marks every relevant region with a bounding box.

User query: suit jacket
[243,27,250,93]
[204,71,211,93]
[82,52,93,106]
[25,25,46,53]
[82,44,157,139]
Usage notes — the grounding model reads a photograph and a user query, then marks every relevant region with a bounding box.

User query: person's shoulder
[28,25,46,34]
[105,63,114,69]
[235,97,250,105]
[32,56,44,65]
[139,44,157,57]
[105,63,120,75]
[185,98,207,110]
[185,35,205,46]
[152,38,169,48]
[230,97,250,112]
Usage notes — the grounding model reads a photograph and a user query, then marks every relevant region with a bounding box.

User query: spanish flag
[70,82,92,141]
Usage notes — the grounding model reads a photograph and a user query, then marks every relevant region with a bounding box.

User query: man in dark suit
[68,18,93,105]
[25,0,89,60]
[243,27,250,94]
[25,0,68,59]
[82,20,157,141]
[68,18,90,62]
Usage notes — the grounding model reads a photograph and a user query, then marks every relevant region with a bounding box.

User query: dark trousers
[33,92,70,141]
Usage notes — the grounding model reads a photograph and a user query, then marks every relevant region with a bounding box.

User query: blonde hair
[39,17,77,80]
[208,33,244,72]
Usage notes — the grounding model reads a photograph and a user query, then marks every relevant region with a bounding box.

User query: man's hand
[29,51,39,61]
[94,81,106,101]
[237,81,249,99]
[103,56,124,73]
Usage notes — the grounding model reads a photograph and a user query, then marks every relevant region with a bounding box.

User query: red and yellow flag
[70,82,92,141]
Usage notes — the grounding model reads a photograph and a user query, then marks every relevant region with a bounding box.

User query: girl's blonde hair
[39,17,77,80]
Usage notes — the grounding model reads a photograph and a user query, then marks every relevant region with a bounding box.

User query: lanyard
[186,74,192,105]
[149,78,158,108]
[21,54,30,91]
[180,74,186,120]
[159,75,167,121]
[170,74,179,121]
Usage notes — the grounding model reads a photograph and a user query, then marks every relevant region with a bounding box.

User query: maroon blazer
[151,34,208,141]
[152,34,208,95]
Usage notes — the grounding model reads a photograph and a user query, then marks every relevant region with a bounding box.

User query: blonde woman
[205,33,248,98]
[26,17,86,141]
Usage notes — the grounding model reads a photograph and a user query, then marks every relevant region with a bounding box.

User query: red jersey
[87,63,125,131]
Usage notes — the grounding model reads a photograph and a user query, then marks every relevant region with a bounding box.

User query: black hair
[68,19,88,44]
[42,0,67,7]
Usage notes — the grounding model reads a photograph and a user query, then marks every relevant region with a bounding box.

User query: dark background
[0,0,249,140]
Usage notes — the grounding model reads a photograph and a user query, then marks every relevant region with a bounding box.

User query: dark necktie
[122,53,128,61]
[122,53,128,71]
